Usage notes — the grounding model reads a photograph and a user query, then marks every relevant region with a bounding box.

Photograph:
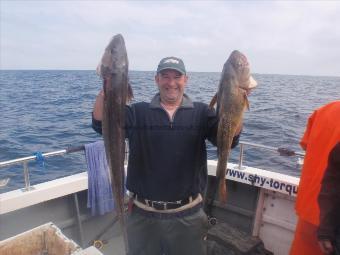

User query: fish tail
[215,119,234,204]
[218,178,227,203]
[121,216,129,254]
[216,159,228,203]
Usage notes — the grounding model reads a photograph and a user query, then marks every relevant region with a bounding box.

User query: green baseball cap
[157,57,186,75]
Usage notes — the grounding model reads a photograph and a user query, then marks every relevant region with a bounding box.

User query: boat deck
[0,142,302,254]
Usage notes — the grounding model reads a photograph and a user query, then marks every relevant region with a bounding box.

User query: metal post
[125,139,129,165]
[73,193,85,247]
[238,143,244,170]
[252,189,265,236]
[22,161,34,191]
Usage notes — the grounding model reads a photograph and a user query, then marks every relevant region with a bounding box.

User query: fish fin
[209,93,217,109]
[244,93,250,110]
[127,82,134,103]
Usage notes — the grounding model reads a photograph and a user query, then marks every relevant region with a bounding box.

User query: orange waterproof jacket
[295,101,340,225]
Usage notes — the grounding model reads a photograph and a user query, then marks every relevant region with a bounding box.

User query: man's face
[155,69,188,105]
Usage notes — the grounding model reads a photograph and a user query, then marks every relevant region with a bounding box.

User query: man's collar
[150,93,194,109]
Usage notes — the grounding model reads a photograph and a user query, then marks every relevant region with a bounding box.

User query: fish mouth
[248,75,258,89]
[239,75,258,90]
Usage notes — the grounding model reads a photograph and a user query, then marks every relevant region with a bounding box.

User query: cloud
[1,1,339,76]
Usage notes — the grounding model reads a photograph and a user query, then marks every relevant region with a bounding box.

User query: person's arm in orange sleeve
[300,111,316,151]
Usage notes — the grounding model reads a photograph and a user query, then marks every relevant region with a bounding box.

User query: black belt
[134,194,199,210]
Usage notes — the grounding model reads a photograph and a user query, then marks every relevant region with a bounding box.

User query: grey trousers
[127,205,209,255]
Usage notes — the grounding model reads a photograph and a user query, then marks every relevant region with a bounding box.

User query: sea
[0,70,339,193]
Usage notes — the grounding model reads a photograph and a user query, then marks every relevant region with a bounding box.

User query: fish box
[0,222,101,255]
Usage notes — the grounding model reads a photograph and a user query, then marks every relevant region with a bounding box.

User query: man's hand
[318,239,334,254]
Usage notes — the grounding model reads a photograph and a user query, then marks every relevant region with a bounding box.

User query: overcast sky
[1,1,340,76]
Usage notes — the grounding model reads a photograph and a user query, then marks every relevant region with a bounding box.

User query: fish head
[96,34,128,79]
[228,50,257,90]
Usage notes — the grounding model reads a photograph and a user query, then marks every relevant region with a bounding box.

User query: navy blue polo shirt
[92,93,240,201]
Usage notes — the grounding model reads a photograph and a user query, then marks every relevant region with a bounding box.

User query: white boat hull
[0,161,299,255]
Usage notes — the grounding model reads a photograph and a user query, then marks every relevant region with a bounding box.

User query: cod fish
[97,34,133,253]
[210,50,257,203]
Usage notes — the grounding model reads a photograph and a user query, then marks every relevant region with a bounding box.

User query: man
[318,142,340,254]
[290,101,340,255]
[92,57,243,255]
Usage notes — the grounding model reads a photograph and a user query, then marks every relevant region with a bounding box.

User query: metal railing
[0,141,304,191]
[0,146,85,191]
[237,141,305,169]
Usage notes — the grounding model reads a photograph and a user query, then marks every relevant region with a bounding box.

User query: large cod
[210,50,257,203]
[96,34,133,253]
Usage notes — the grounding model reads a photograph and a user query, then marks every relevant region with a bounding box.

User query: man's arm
[93,89,104,121]
[92,89,104,134]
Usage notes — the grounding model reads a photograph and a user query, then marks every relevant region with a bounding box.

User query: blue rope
[34,152,45,167]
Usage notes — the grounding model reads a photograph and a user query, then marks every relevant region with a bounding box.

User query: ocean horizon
[0,70,339,192]
[1,69,339,78]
